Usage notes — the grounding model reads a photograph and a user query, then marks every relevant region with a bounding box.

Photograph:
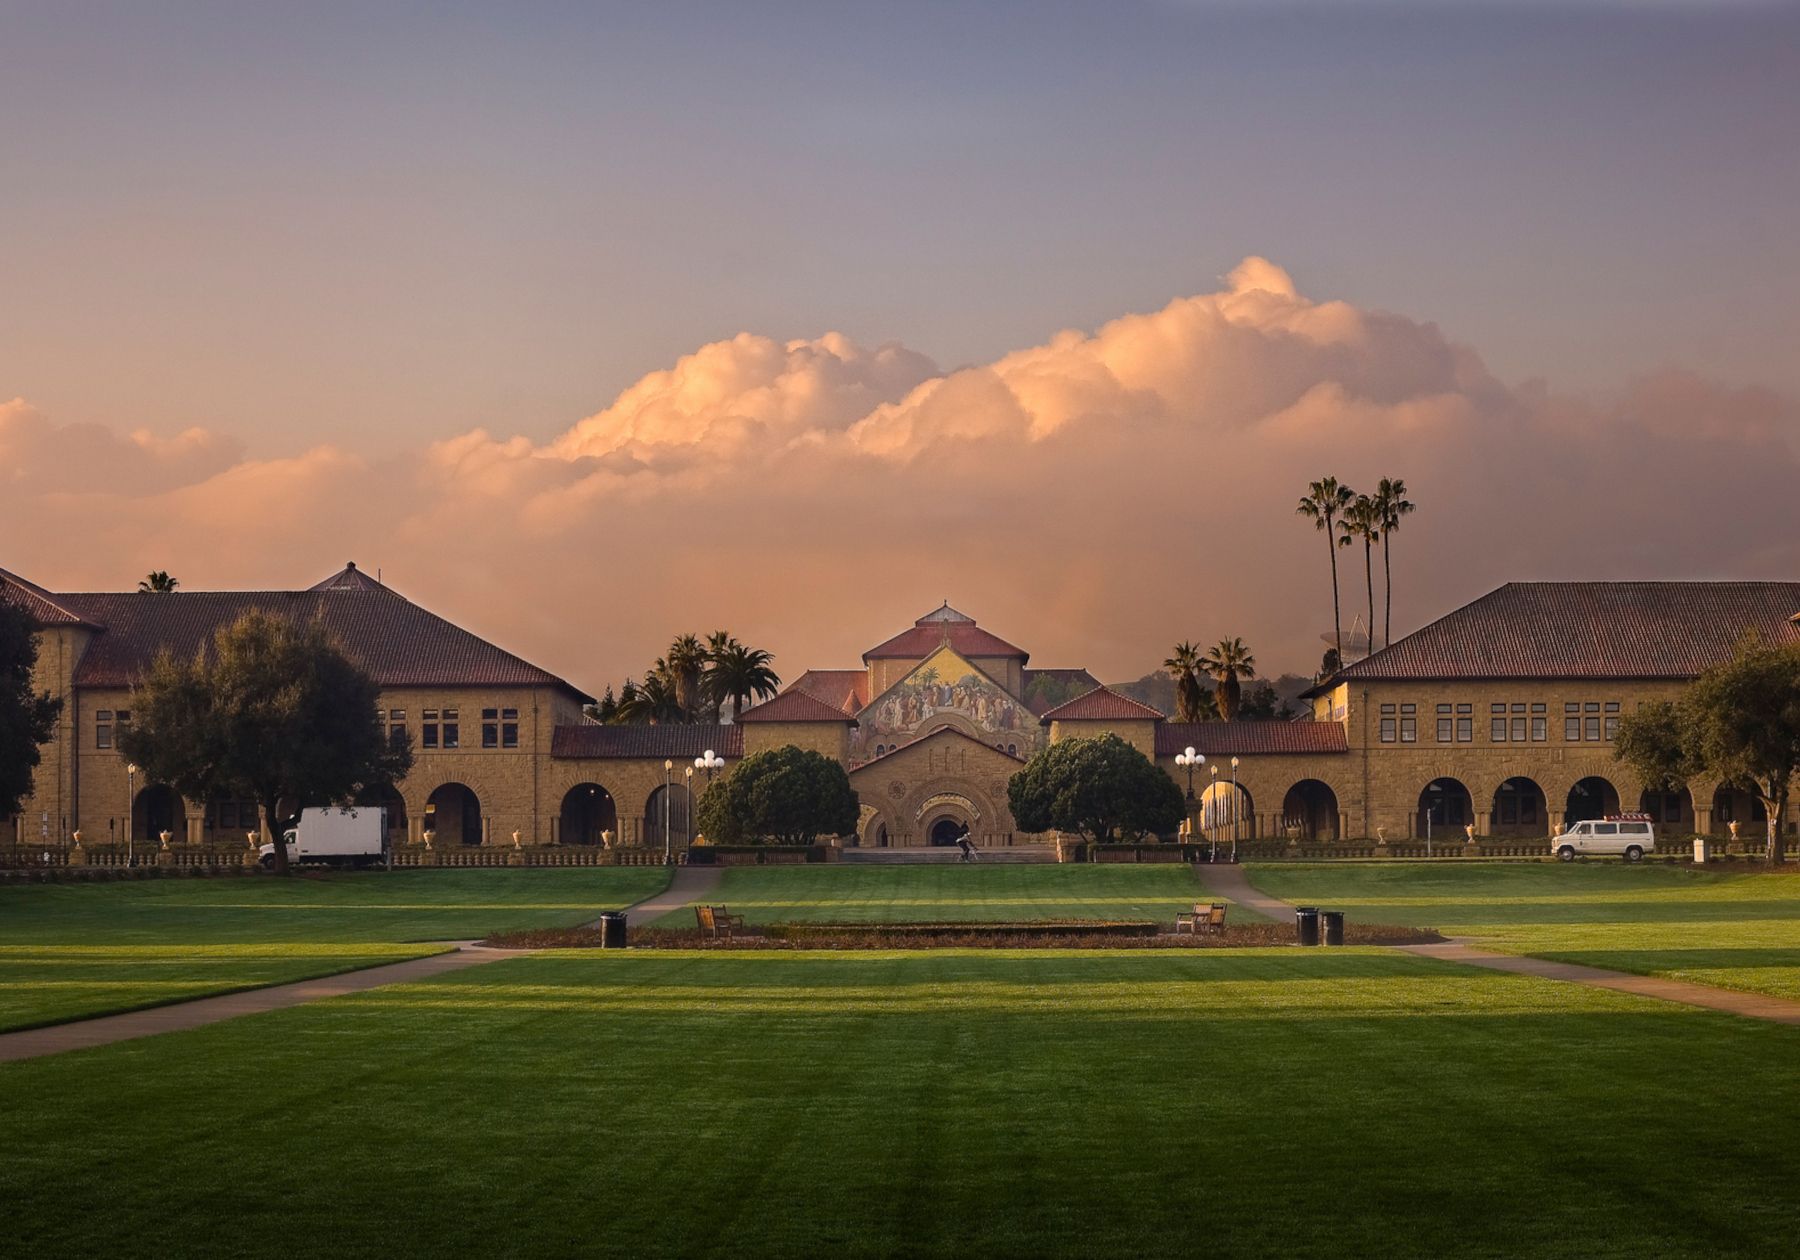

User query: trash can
[1320,910,1345,946]
[1294,906,1321,947]
[597,911,627,949]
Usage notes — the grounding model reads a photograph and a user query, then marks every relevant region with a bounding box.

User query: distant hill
[1110,671,1312,721]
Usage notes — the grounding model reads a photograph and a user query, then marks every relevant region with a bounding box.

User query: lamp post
[125,763,138,868]
[1230,756,1241,862]
[662,759,674,864]
[1208,764,1220,864]
[1174,747,1204,857]
[684,766,695,847]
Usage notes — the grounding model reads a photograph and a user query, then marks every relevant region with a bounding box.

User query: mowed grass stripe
[5,949,1797,1259]
[649,864,1215,925]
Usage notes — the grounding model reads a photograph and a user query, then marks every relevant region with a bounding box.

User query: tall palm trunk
[1363,537,1376,657]
[1382,535,1393,650]
[1326,516,1344,662]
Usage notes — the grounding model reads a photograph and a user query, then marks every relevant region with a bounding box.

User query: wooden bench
[695,904,747,940]
[1174,902,1227,935]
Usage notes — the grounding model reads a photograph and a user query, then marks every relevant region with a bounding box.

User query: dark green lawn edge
[0,945,454,1036]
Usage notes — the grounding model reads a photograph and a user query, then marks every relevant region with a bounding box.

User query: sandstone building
[3,565,1796,852]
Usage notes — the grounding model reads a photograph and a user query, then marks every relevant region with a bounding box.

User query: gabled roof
[27,565,590,701]
[848,723,1026,771]
[552,724,742,760]
[738,690,860,724]
[1155,721,1348,757]
[1038,685,1165,724]
[863,606,1028,663]
[0,567,95,628]
[1322,581,1800,688]
[787,669,869,715]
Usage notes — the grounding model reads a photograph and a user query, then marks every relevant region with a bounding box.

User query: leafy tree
[1237,681,1295,721]
[1337,494,1381,657]
[1201,638,1257,722]
[1372,477,1416,649]
[586,686,618,724]
[693,745,858,845]
[1024,673,1093,714]
[1297,477,1356,665]
[1163,641,1206,723]
[137,571,179,593]
[0,600,64,817]
[118,610,411,874]
[1319,647,1341,680]
[706,638,782,722]
[1613,636,1800,863]
[1008,733,1185,844]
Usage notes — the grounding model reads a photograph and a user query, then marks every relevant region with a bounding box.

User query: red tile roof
[738,690,860,724]
[0,567,93,627]
[19,565,590,700]
[1330,582,1800,685]
[552,724,742,760]
[1155,722,1348,756]
[864,606,1028,662]
[1038,685,1166,723]
[848,724,1026,770]
[787,669,869,715]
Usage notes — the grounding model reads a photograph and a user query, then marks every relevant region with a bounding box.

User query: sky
[2,1,1798,693]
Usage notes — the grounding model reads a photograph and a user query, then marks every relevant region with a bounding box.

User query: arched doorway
[929,817,969,846]
[1565,777,1619,826]
[133,785,186,845]
[1417,779,1472,838]
[1281,780,1339,840]
[560,784,617,846]
[643,784,692,850]
[1710,784,1766,838]
[1638,785,1692,831]
[1491,777,1547,836]
[424,783,482,846]
[1199,781,1255,842]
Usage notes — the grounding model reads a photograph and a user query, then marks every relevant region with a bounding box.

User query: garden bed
[484,920,1446,950]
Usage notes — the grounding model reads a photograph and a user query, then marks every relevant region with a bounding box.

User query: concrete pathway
[1,870,711,1064]
[1200,862,1800,1026]
[592,863,722,927]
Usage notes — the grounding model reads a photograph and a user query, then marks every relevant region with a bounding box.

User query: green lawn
[652,863,1216,926]
[1247,862,1800,1001]
[0,867,669,1031]
[6,948,1798,1259]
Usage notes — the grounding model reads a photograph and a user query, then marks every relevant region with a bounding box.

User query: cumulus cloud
[4,260,1796,691]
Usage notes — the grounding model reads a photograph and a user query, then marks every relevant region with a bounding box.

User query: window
[442,708,459,749]
[482,708,499,749]
[502,707,518,749]
[388,709,406,748]
[1510,706,1527,742]
[1490,703,1507,742]
[1604,701,1620,740]
[1565,702,1581,741]
[1379,704,1396,743]
[1585,702,1601,742]
[1593,823,1618,837]
[1531,703,1547,742]
[1400,704,1416,743]
[216,800,237,830]
[1436,703,1452,743]
[423,708,439,749]
[1007,743,1018,756]
[96,710,113,749]
[1456,703,1472,742]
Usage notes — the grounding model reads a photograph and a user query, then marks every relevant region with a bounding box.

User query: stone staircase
[841,844,1058,865]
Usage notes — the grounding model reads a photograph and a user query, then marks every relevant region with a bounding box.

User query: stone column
[1547,809,1565,835]
[1692,804,1713,837]
[1474,810,1492,838]
[184,800,206,846]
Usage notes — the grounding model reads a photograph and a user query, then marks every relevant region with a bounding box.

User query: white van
[1553,814,1655,863]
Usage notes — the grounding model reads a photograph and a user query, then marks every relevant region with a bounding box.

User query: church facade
[4,564,1797,854]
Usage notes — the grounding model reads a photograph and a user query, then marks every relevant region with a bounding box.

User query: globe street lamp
[1174,747,1204,857]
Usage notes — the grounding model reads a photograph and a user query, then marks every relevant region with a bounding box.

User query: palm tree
[1163,641,1207,723]
[1296,478,1355,667]
[666,634,707,720]
[138,571,179,593]
[1338,495,1381,658]
[708,641,782,722]
[1201,638,1257,722]
[1373,477,1416,650]
[615,668,683,725]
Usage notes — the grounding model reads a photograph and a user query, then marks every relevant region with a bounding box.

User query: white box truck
[259,805,388,869]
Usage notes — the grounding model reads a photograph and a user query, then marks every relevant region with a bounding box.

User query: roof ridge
[1038,683,1167,723]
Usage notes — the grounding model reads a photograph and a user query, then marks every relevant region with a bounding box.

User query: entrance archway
[1638,785,1692,831]
[643,784,692,850]
[1710,784,1766,837]
[560,784,617,846]
[1417,779,1472,837]
[1491,777,1547,836]
[1199,781,1255,842]
[1565,777,1619,826]
[133,785,185,845]
[930,818,969,846]
[425,783,482,846]
[1280,780,1339,840]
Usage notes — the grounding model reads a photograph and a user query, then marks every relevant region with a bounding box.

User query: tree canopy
[693,745,859,845]
[0,599,64,819]
[1007,733,1185,844]
[1613,635,1800,863]
[118,610,411,872]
